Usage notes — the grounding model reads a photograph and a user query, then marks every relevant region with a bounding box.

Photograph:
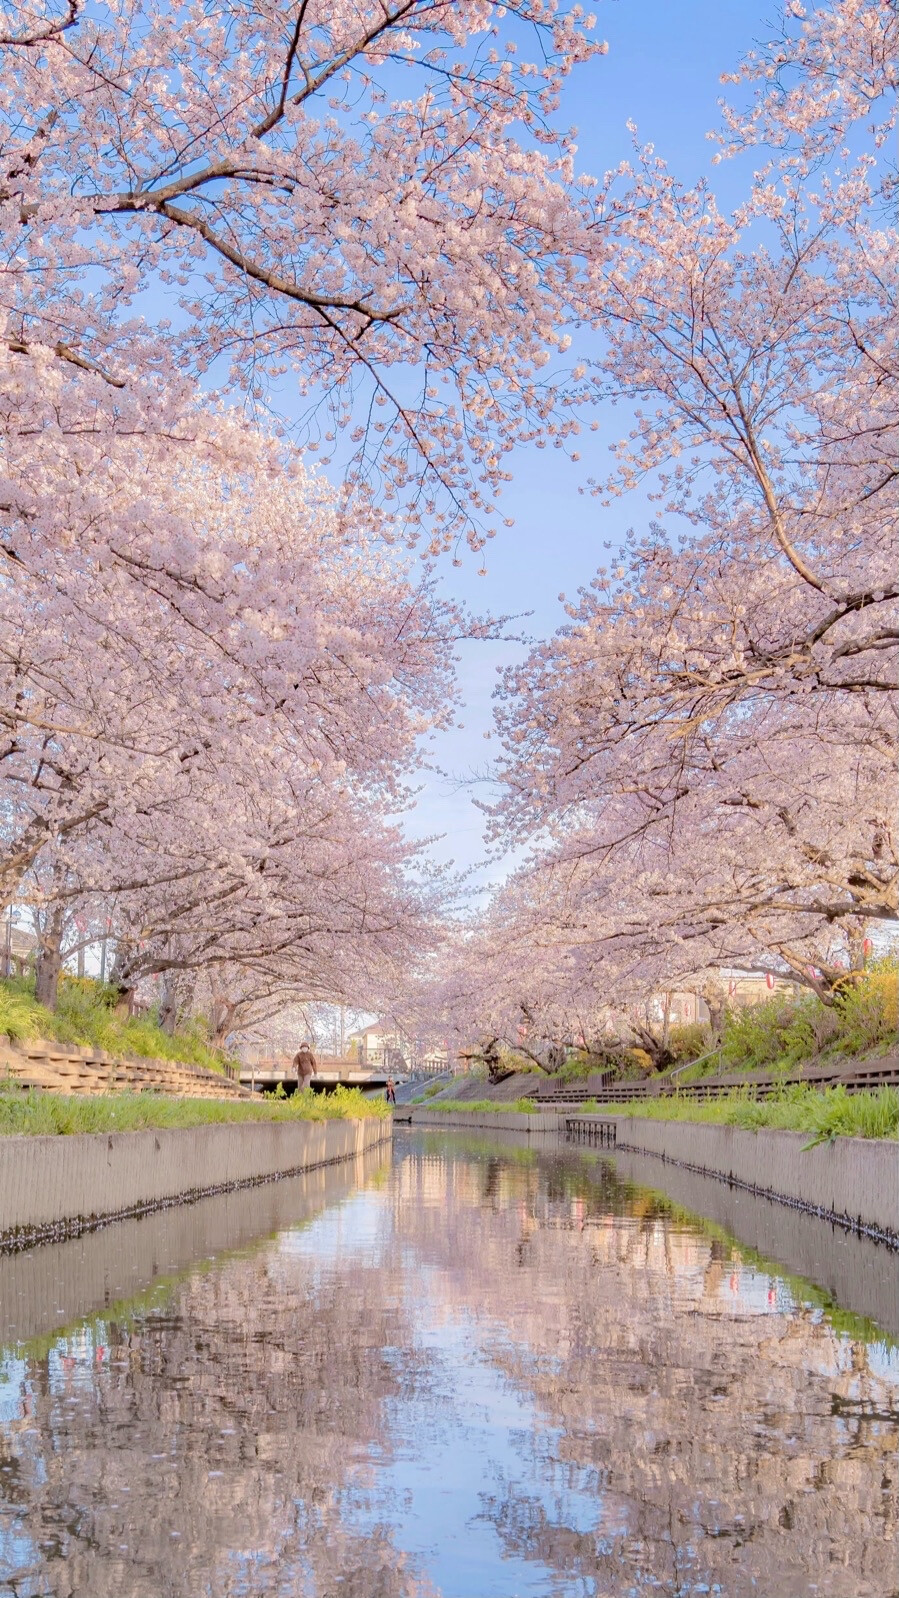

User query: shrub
[499,1045,541,1074]
[0,979,49,1043]
[556,1053,602,1081]
[0,975,233,1075]
[837,964,898,1055]
[696,963,898,1078]
[667,1022,708,1063]
[715,997,808,1074]
[422,1096,538,1115]
[558,1044,646,1081]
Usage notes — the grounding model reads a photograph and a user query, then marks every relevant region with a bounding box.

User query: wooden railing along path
[534,1053,899,1107]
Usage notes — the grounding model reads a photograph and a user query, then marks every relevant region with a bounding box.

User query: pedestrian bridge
[239,1056,390,1095]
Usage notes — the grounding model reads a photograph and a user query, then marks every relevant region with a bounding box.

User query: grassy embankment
[670,964,897,1082]
[583,1084,899,1141]
[0,975,232,1074]
[499,964,897,1086]
[418,967,898,1140]
[0,1084,389,1136]
[417,1084,898,1140]
[427,1085,899,1140]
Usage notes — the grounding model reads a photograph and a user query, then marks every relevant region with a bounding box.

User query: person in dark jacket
[293,1044,316,1090]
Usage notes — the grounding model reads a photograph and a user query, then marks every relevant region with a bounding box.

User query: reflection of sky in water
[0,1139,896,1597]
[284,1198,605,1594]
[367,1294,603,1598]
[0,1358,27,1426]
[868,1341,899,1383]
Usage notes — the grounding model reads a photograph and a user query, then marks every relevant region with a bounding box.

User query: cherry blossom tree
[0,414,470,901]
[487,525,896,1013]
[717,0,898,172]
[493,528,897,948]
[96,774,440,1018]
[1,0,603,552]
[578,155,897,697]
[4,420,463,1024]
[471,0,898,1036]
[19,718,447,1016]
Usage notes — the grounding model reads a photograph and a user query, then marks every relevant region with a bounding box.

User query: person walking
[385,1076,396,1105]
[293,1043,317,1091]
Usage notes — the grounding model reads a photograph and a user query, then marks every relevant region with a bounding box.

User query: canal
[0,1129,896,1597]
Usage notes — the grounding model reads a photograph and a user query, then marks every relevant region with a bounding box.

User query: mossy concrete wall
[0,1143,391,1348]
[0,1117,391,1247]
[608,1118,898,1241]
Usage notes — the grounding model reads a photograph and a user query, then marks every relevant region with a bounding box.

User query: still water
[0,1129,896,1598]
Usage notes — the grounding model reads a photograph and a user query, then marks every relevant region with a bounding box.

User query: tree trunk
[630,1021,676,1074]
[158,977,178,1035]
[211,1008,236,1050]
[705,996,727,1044]
[34,906,65,1011]
[108,944,137,1017]
[482,1038,504,1083]
[700,984,729,1047]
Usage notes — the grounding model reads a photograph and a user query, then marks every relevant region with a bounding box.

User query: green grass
[0,975,233,1074]
[411,1085,440,1104]
[0,1084,389,1137]
[420,1097,539,1115]
[671,963,898,1082]
[590,1084,898,1143]
[417,1082,897,1142]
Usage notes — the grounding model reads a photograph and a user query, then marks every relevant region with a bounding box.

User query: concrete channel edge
[400,1108,899,1244]
[0,1117,391,1252]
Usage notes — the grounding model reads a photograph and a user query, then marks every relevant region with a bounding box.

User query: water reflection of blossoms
[395,1145,899,1598]
[0,1142,895,1598]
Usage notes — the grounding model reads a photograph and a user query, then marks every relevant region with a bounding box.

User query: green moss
[0,1084,389,1136]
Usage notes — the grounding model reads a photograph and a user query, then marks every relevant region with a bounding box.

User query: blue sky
[401,0,775,886]
[135,2,777,892]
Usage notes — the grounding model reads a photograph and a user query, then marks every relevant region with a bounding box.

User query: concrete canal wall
[607,1118,898,1243]
[612,1146,899,1339]
[0,1116,391,1249]
[399,1109,899,1241]
[0,1145,391,1348]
